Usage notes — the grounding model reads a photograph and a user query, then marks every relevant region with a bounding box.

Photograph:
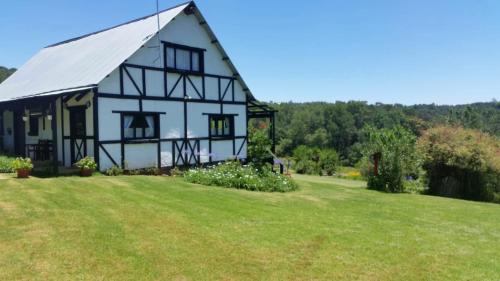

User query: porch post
[92,90,100,171]
[51,97,59,174]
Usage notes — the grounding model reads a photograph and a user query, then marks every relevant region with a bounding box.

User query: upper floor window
[123,113,159,140]
[209,115,234,138]
[164,42,204,73]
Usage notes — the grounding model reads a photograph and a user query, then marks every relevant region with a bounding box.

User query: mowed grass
[0,174,499,280]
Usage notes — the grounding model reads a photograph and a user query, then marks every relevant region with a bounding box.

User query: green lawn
[0,174,499,280]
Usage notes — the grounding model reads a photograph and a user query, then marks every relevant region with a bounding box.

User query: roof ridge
[45,1,193,48]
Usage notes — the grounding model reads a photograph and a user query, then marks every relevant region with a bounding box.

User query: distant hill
[0,66,16,83]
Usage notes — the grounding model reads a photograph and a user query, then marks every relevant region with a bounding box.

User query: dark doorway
[69,107,87,164]
[13,109,26,157]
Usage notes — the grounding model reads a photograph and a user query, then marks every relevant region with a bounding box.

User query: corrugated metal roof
[0,1,256,103]
[0,2,190,102]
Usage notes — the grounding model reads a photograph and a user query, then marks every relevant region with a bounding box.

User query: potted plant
[75,157,97,177]
[12,157,34,179]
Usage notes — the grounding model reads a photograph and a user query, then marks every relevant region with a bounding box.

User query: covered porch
[247,100,278,153]
[247,100,287,173]
[0,89,97,173]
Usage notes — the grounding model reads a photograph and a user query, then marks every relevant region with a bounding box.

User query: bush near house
[184,161,298,192]
[127,167,162,176]
[0,155,15,173]
[362,126,421,193]
[418,126,500,202]
[105,165,124,176]
[292,145,340,176]
[247,129,273,171]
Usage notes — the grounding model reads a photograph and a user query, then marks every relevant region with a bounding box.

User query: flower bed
[184,161,298,192]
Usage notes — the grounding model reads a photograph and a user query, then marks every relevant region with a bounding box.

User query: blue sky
[1,0,499,105]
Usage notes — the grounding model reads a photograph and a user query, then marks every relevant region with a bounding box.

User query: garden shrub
[247,129,273,171]
[356,157,373,179]
[319,149,340,176]
[169,167,184,177]
[362,126,421,193]
[417,126,500,202]
[105,165,124,176]
[403,178,427,194]
[0,155,14,173]
[293,145,319,174]
[127,167,162,176]
[292,145,339,176]
[184,161,298,192]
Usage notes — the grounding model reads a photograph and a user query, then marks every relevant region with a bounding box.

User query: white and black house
[0,1,276,172]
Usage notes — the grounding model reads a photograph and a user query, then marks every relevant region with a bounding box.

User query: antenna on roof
[152,0,162,65]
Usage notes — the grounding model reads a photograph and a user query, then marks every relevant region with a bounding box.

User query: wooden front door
[69,107,87,164]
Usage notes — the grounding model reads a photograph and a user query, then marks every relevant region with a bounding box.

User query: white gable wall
[96,11,249,171]
[98,12,247,102]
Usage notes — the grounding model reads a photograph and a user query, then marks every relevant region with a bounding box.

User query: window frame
[208,114,235,139]
[122,113,160,141]
[163,42,205,74]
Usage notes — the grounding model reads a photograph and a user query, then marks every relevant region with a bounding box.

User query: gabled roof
[0,1,255,102]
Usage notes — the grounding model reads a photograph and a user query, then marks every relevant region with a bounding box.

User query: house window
[209,115,233,138]
[28,116,39,136]
[123,114,159,140]
[165,43,204,73]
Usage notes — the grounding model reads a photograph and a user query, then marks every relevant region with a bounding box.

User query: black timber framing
[113,110,165,170]
[97,47,254,169]
[60,95,65,166]
[120,73,236,104]
[93,89,100,170]
[120,114,125,168]
[99,136,247,144]
[62,91,94,167]
[51,97,58,174]
[99,143,118,167]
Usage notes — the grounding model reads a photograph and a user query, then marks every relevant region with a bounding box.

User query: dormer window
[164,42,204,73]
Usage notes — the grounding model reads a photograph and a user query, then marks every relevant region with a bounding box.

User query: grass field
[0,174,499,280]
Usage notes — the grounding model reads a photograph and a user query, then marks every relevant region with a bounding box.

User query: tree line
[268,101,499,166]
[0,66,16,83]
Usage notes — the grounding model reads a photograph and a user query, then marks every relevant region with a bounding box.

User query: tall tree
[0,66,16,83]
